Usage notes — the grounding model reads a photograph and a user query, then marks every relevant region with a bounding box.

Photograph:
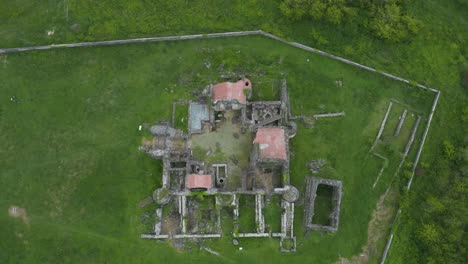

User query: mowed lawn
[0,36,434,263]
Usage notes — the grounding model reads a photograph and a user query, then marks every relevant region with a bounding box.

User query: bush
[279,0,422,42]
[442,140,456,161]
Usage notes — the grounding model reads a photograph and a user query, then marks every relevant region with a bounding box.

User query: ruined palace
[139,78,342,252]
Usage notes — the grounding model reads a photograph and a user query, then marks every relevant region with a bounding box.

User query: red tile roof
[212,79,251,104]
[185,174,212,190]
[253,127,287,160]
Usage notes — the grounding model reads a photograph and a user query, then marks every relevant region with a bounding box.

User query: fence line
[379,91,440,263]
[257,31,439,93]
[380,209,401,264]
[0,29,443,94]
[0,31,262,54]
[407,91,440,189]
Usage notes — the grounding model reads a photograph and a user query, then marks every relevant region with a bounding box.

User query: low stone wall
[173,234,221,239]
[394,109,408,136]
[141,233,221,239]
[313,112,345,119]
[281,200,295,237]
[407,92,440,189]
[0,31,262,54]
[237,233,270,238]
[304,176,343,232]
[141,234,169,239]
[154,208,163,235]
[255,194,265,233]
[373,101,394,149]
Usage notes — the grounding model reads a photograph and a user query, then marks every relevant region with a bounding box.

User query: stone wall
[303,176,343,232]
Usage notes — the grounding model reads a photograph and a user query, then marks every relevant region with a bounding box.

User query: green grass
[238,195,256,233]
[313,185,334,226]
[220,207,235,237]
[1,0,466,263]
[282,238,294,250]
[0,35,437,263]
[173,103,188,133]
[264,195,282,232]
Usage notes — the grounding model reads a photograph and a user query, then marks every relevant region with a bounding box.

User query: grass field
[264,195,282,233]
[238,195,257,233]
[0,35,436,263]
[1,1,466,263]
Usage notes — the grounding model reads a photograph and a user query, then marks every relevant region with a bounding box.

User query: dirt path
[337,190,398,264]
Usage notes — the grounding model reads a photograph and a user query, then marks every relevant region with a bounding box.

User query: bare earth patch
[337,190,398,264]
[8,205,29,225]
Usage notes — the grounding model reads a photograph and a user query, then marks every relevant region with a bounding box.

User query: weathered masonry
[304,177,343,232]
[139,78,342,252]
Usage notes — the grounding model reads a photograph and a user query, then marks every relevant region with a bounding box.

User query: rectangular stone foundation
[304,176,343,232]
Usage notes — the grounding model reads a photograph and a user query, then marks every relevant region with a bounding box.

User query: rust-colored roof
[212,79,251,104]
[185,174,212,189]
[253,127,287,160]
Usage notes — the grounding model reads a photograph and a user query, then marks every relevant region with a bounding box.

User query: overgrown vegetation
[280,0,421,42]
[389,140,468,263]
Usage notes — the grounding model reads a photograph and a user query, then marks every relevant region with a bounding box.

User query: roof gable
[185,174,213,189]
[212,79,251,104]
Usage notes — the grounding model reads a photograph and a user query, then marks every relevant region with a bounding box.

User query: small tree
[310,1,326,20]
[326,5,343,25]
[443,140,456,161]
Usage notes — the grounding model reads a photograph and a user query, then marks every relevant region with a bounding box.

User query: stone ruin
[138,77,343,252]
[304,176,343,232]
[307,159,326,174]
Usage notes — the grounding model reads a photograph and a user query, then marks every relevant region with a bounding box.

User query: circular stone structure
[282,185,299,203]
[153,187,170,205]
[218,194,234,206]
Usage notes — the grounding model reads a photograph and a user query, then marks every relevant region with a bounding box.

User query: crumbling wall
[280,79,290,121]
[394,109,407,136]
[304,176,343,232]
[255,194,265,233]
[141,77,299,251]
